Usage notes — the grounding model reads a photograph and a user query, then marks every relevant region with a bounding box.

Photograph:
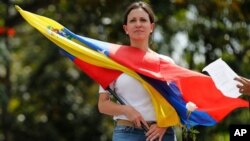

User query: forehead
[127,8,150,19]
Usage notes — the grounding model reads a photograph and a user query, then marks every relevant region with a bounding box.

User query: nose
[135,21,142,27]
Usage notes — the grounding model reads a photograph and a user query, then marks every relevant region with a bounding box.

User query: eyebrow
[128,17,148,20]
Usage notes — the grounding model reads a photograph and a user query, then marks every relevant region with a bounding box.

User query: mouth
[134,30,144,33]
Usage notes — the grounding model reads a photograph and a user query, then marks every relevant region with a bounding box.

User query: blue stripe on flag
[140,74,217,127]
[62,28,110,56]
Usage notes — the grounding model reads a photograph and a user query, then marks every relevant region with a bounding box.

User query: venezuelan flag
[16,6,249,128]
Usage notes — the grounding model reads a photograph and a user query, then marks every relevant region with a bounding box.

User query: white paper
[202,58,241,98]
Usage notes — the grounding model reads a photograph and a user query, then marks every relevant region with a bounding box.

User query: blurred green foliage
[0,0,249,141]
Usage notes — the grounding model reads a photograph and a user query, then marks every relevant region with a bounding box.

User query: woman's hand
[146,124,167,141]
[123,105,149,129]
[234,77,250,95]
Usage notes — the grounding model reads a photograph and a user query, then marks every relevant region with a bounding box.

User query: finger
[239,87,249,94]
[146,124,157,136]
[146,133,158,141]
[234,78,244,88]
[141,123,149,132]
[240,76,249,82]
[236,84,243,89]
[150,133,159,141]
[147,130,159,139]
[234,77,240,81]
[239,88,244,93]
[239,77,249,85]
[235,77,245,84]
[235,77,248,84]
[159,127,167,140]
[141,120,149,130]
[135,120,141,128]
[242,88,249,93]
[158,134,163,141]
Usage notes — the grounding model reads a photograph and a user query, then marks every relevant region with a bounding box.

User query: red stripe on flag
[74,58,121,89]
[178,76,249,122]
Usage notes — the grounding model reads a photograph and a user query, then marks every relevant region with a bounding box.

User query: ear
[123,25,128,34]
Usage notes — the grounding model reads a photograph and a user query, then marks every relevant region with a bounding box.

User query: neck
[130,40,149,52]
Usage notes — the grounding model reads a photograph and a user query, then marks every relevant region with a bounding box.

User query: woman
[98,1,176,141]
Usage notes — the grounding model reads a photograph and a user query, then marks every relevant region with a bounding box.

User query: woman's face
[123,8,154,42]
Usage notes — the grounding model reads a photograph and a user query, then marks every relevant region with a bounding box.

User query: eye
[128,18,136,23]
[140,18,148,22]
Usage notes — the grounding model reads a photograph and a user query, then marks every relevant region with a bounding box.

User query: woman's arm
[98,92,148,128]
[98,92,127,116]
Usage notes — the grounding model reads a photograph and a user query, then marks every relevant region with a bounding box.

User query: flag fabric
[15,6,180,127]
[16,6,249,128]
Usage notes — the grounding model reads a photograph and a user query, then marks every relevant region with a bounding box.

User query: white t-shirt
[99,54,174,121]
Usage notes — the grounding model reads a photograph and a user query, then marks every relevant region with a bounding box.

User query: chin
[131,36,147,41]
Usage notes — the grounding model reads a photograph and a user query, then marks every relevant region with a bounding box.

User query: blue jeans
[112,125,176,141]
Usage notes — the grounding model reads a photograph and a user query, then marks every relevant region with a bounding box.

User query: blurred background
[0,0,249,141]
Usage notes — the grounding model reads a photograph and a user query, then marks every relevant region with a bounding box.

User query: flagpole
[106,87,149,132]
[106,87,125,105]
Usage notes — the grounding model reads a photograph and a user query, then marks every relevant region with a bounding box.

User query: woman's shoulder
[149,49,175,64]
[158,54,175,64]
